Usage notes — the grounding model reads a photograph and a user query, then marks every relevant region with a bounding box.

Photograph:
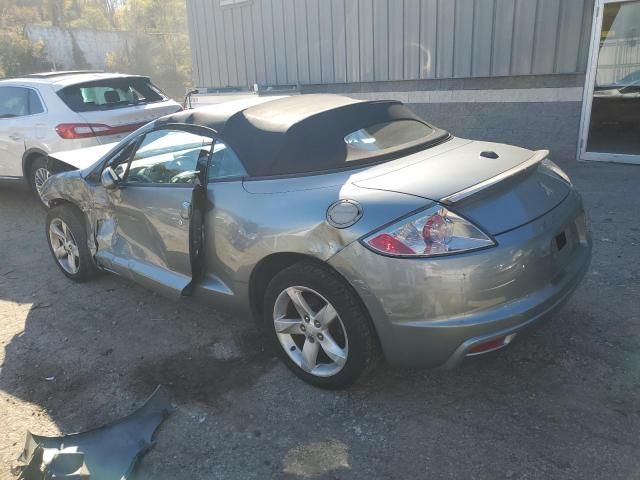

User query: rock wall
[25,25,132,70]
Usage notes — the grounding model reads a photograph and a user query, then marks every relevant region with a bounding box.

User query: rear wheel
[264,261,380,389]
[28,156,51,206]
[46,205,98,282]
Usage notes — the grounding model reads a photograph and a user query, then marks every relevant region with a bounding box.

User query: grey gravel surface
[0,159,638,479]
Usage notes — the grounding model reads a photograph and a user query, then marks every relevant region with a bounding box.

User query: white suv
[0,71,182,203]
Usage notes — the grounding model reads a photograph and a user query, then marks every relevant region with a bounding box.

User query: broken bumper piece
[17,385,173,480]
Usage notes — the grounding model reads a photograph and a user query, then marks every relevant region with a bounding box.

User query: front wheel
[264,261,380,389]
[46,205,98,282]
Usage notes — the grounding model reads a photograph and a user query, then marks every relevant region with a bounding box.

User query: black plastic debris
[17,386,172,480]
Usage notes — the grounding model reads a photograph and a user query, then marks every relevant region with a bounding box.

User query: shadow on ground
[1,161,639,479]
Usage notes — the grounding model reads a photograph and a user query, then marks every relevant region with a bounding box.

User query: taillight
[56,123,98,139]
[55,122,146,139]
[368,233,416,255]
[364,205,495,257]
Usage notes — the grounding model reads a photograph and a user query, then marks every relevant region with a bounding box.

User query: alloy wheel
[33,167,51,204]
[49,218,81,275]
[273,286,349,377]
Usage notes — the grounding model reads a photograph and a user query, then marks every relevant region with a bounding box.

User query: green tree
[0,28,51,77]
[106,0,191,99]
[0,0,46,27]
[47,0,64,26]
[0,0,192,98]
[67,4,111,29]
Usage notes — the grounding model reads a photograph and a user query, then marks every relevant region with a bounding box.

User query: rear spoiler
[440,149,549,205]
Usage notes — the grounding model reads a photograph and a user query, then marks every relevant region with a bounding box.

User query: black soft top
[157,94,446,177]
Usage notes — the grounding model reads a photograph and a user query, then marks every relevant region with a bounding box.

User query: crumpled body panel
[41,171,117,259]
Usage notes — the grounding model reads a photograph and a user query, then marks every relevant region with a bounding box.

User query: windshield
[58,77,166,112]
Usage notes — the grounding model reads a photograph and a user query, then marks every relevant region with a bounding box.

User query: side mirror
[101,166,120,190]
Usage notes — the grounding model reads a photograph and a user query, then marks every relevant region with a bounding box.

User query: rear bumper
[439,249,590,368]
[329,189,592,368]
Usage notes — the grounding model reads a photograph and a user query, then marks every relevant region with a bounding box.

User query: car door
[95,125,213,298]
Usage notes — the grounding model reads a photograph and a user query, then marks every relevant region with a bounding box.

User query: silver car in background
[41,94,591,388]
[0,71,181,203]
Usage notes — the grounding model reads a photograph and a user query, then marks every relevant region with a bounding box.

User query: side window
[208,140,247,181]
[28,90,45,115]
[0,87,29,118]
[126,129,214,185]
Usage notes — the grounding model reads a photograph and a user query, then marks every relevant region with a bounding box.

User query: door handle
[180,201,192,220]
[9,134,22,141]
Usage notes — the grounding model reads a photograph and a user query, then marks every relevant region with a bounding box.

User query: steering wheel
[171,170,198,184]
[147,163,169,183]
[126,171,153,183]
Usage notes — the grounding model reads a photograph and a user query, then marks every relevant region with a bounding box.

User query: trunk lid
[352,139,571,235]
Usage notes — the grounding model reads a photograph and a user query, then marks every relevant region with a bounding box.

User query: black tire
[263,261,380,389]
[45,205,99,282]
[28,156,51,207]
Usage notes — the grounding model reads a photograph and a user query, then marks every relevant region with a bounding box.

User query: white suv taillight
[55,122,144,139]
[364,205,495,257]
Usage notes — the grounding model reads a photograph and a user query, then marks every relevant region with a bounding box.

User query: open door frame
[95,123,216,299]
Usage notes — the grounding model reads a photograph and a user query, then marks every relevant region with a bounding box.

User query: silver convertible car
[42,94,591,388]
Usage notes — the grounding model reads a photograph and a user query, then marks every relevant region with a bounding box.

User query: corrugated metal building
[187,0,640,163]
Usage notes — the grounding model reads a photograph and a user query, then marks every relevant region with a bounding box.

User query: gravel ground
[0,159,638,479]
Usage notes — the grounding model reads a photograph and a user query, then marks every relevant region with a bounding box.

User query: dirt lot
[1,159,639,479]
